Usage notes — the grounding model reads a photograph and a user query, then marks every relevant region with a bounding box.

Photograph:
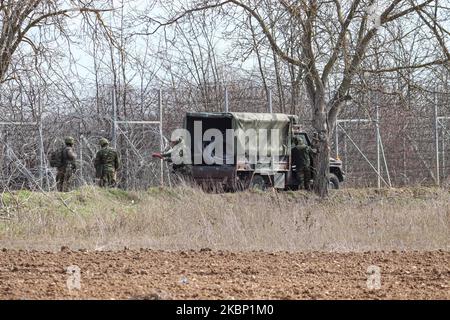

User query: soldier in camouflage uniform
[291,136,316,190]
[94,138,120,188]
[56,137,77,192]
[160,137,184,161]
[153,137,189,183]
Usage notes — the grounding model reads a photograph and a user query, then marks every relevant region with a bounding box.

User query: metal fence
[1,85,449,191]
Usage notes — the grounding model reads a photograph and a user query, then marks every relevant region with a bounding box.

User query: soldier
[94,138,120,188]
[56,136,77,192]
[161,137,184,161]
[153,137,185,165]
[291,136,316,190]
[153,137,188,182]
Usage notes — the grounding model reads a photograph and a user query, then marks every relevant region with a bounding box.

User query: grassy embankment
[0,186,448,251]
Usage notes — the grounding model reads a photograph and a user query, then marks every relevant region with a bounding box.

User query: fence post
[335,119,339,159]
[442,121,446,179]
[434,97,440,186]
[224,87,229,112]
[112,86,117,149]
[268,90,273,113]
[159,89,164,186]
[376,106,381,189]
[38,119,44,189]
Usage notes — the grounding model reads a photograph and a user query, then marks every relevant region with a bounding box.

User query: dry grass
[0,186,449,252]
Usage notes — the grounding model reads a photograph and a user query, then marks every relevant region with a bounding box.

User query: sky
[11,0,450,103]
[55,0,257,90]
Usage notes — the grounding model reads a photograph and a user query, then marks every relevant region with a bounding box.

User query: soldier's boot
[62,180,69,192]
[303,169,312,191]
[64,169,74,192]
[56,170,64,192]
[108,171,117,188]
[298,171,305,190]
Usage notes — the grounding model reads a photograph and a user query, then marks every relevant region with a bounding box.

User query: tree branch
[321,0,361,84]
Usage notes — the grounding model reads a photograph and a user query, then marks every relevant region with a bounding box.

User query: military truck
[169,112,344,190]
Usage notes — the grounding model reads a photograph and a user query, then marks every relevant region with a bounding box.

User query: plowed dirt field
[0,249,448,299]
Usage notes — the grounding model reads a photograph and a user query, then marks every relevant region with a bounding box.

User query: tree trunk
[313,133,330,197]
[312,99,330,197]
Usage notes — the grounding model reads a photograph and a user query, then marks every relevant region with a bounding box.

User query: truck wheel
[249,175,266,191]
[328,173,339,189]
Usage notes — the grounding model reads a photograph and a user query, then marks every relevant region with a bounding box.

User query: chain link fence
[1,84,449,191]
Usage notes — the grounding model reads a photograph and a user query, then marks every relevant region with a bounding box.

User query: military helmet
[99,138,109,146]
[65,136,75,145]
[170,137,182,143]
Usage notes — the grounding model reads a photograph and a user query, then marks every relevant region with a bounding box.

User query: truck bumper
[190,165,236,184]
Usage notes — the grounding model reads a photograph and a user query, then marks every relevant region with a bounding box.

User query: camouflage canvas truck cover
[173,112,344,190]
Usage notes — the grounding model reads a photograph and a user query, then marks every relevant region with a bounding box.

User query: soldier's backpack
[49,147,65,168]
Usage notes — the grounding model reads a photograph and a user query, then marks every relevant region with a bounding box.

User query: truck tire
[328,173,340,189]
[249,175,266,191]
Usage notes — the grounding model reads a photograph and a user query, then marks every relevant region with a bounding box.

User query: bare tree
[147,0,449,196]
[0,0,112,84]
[1,0,449,192]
